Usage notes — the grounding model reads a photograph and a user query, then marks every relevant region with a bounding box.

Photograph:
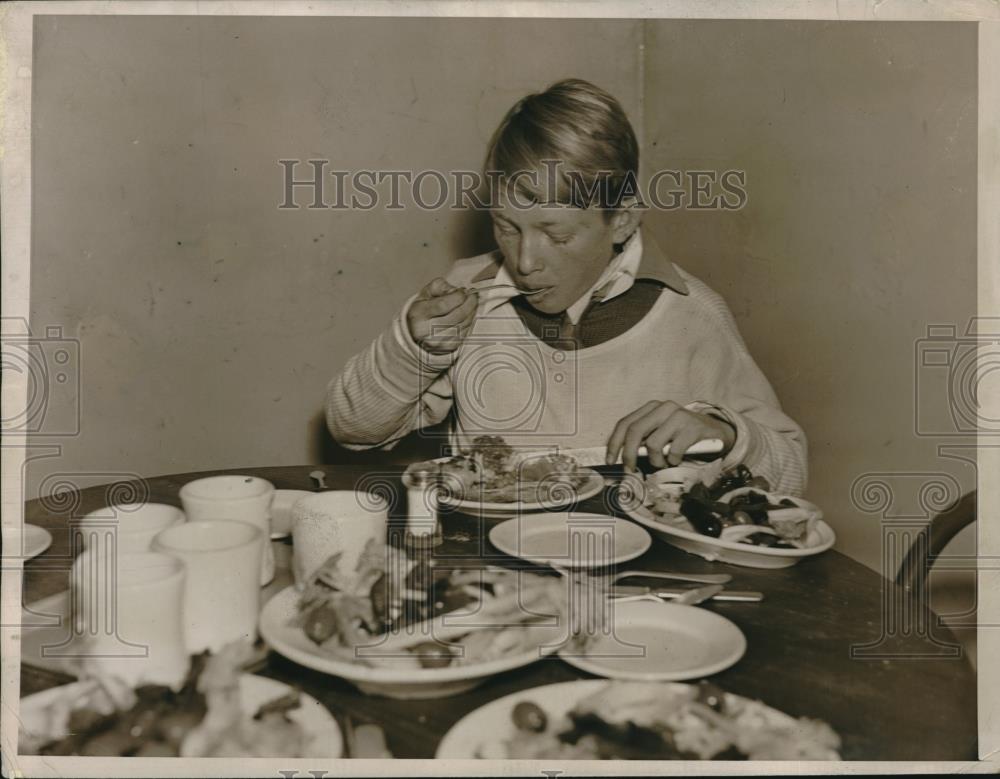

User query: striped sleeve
[325,253,501,449]
[325,294,457,450]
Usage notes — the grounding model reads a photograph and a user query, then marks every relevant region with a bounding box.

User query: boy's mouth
[522,286,553,299]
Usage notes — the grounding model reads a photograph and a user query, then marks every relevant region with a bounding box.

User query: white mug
[70,550,188,689]
[291,491,388,588]
[76,503,185,555]
[152,520,262,654]
[179,475,275,585]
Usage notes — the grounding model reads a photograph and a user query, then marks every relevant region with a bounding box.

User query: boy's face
[490,191,637,315]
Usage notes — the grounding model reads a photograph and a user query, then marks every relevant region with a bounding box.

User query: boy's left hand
[606,400,737,470]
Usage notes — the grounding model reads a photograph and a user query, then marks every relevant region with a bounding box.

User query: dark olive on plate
[511,701,548,733]
[680,497,722,537]
[410,641,456,668]
[731,510,753,526]
[696,681,727,712]
[304,604,339,644]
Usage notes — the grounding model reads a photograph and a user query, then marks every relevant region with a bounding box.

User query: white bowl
[488,512,651,568]
[621,498,835,569]
[259,586,564,699]
[558,600,745,681]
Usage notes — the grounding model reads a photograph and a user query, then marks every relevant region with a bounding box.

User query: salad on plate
[293,537,568,670]
[637,463,826,550]
[477,680,842,760]
[19,642,329,758]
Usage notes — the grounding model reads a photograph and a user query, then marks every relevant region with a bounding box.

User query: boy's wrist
[712,414,738,453]
[684,401,744,463]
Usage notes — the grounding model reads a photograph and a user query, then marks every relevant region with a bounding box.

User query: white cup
[77,503,185,555]
[179,475,275,585]
[291,491,388,588]
[70,550,188,689]
[152,520,262,654]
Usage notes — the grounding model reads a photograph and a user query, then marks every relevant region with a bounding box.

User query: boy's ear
[610,198,642,244]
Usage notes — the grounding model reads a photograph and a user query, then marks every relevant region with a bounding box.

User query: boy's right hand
[406,278,479,355]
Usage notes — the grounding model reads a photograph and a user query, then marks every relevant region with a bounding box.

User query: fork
[468,281,535,295]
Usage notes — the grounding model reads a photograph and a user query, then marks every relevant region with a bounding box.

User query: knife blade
[609,585,763,602]
[559,439,725,468]
[674,583,724,605]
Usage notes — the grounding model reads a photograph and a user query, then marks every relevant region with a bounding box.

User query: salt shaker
[403,471,443,550]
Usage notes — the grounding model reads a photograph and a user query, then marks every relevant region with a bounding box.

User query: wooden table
[19,464,978,761]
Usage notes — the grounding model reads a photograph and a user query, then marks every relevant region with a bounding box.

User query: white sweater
[326,253,808,495]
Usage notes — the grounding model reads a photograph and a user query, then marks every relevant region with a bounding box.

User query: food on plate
[483,681,841,760]
[641,464,823,549]
[294,538,567,670]
[404,434,590,503]
[19,642,313,757]
[180,642,307,758]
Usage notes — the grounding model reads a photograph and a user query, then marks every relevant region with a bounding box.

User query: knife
[609,585,764,603]
[558,439,725,468]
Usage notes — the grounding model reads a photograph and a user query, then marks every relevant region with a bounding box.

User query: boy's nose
[515,237,544,276]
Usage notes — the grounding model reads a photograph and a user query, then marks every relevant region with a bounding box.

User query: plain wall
[642,20,978,572]
[28,17,978,574]
[28,15,641,476]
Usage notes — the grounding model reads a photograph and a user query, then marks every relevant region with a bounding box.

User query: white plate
[557,599,745,681]
[271,489,313,539]
[22,525,53,560]
[489,512,651,568]
[439,469,606,519]
[259,586,565,699]
[436,679,840,760]
[18,674,343,757]
[621,500,836,569]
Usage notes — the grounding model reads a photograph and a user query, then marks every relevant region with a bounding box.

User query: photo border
[1,1,998,776]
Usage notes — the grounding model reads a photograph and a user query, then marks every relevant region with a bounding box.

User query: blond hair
[485,79,639,211]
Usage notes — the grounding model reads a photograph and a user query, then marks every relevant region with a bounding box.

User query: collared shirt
[469,228,689,349]
[562,230,644,324]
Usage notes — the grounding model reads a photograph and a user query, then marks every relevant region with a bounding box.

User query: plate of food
[557,599,746,681]
[436,679,842,760]
[488,512,652,568]
[259,540,569,699]
[619,463,835,568]
[404,435,605,519]
[18,642,342,757]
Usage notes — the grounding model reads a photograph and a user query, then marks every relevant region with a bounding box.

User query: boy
[326,79,806,494]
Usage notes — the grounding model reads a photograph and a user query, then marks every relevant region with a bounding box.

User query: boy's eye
[548,234,572,245]
[494,221,518,235]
